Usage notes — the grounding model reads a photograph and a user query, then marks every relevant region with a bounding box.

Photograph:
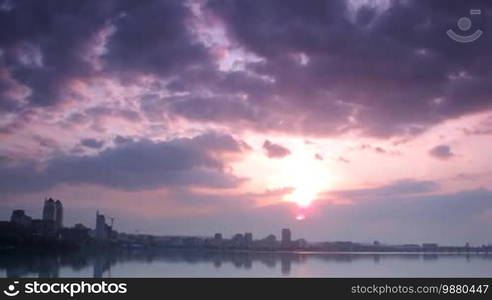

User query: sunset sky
[1,0,492,244]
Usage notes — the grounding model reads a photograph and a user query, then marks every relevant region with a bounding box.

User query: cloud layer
[0,133,246,193]
[1,0,492,242]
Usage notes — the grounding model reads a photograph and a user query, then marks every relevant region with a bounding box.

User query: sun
[267,151,331,208]
[296,214,306,221]
[231,136,334,210]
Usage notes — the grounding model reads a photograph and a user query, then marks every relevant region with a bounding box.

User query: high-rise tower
[96,210,108,240]
[281,228,292,248]
[42,198,56,222]
[42,197,63,230]
[54,200,63,229]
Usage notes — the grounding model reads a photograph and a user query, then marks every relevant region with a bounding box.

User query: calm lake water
[1,250,491,277]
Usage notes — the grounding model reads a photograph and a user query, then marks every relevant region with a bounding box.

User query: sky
[1,0,492,245]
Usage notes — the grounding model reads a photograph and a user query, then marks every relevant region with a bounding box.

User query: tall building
[231,233,244,248]
[42,198,56,222]
[244,232,253,248]
[42,198,63,230]
[96,211,107,240]
[54,200,63,229]
[10,210,32,227]
[210,233,223,248]
[95,211,113,241]
[281,228,292,248]
[257,234,277,250]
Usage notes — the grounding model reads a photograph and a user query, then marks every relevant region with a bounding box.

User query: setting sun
[268,151,332,208]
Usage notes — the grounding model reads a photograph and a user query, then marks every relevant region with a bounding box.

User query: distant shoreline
[2,246,490,256]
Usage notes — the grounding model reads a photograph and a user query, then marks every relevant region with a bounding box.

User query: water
[1,250,491,277]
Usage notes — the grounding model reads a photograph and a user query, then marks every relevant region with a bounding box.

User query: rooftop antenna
[110,217,114,228]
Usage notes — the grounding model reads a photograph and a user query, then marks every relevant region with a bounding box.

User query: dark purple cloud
[198,0,492,137]
[326,179,440,200]
[80,138,105,149]
[429,144,454,159]
[2,0,492,140]
[33,135,60,149]
[114,135,134,145]
[263,140,291,159]
[0,0,209,116]
[0,0,120,108]
[103,0,209,77]
[0,132,248,193]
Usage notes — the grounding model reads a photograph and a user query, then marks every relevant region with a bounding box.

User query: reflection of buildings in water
[4,250,117,279]
[280,256,291,275]
[314,254,354,263]
[93,253,113,278]
[4,254,61,278]
[313,253,426,264]
[422,254,439,261]
[397,254,421,260]
[373,254,380,264]
[281,253,304,276]
[244,257,252,269]
[60,252,89,272]
[230,253,253,269]
[6,265,30,278]
[299,255,308,264]
[4,256,31,278]
[256,255,277,268]
[5,250,492,277]
[213,258,221,268]
[38,255,60,278]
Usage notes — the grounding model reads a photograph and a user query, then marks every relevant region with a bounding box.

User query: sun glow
[267,151,332,208]
[232,136,337,210]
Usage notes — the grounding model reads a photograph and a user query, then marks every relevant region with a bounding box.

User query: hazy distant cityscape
[1,198,491,254]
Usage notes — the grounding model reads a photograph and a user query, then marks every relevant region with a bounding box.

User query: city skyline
[4,198,491,249]
[2,0,492,245]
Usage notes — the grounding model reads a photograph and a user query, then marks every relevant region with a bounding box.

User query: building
[255,234,277,250]
[400,244,421,251]
[293,238,307,249]
[244,232,253,248]
[10,210,32,227]
[209,233,223,248]
[54,200,63,229]
[96,211,107,240]
[31,219,57,237]
[95,211,113,241]
[281,228,292,248]
[422,243,439,251]
[60,224,90,244]
[42,197,63,230]
[183,237,204,248]
[231,233,244,248]
[42,198,56,222]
